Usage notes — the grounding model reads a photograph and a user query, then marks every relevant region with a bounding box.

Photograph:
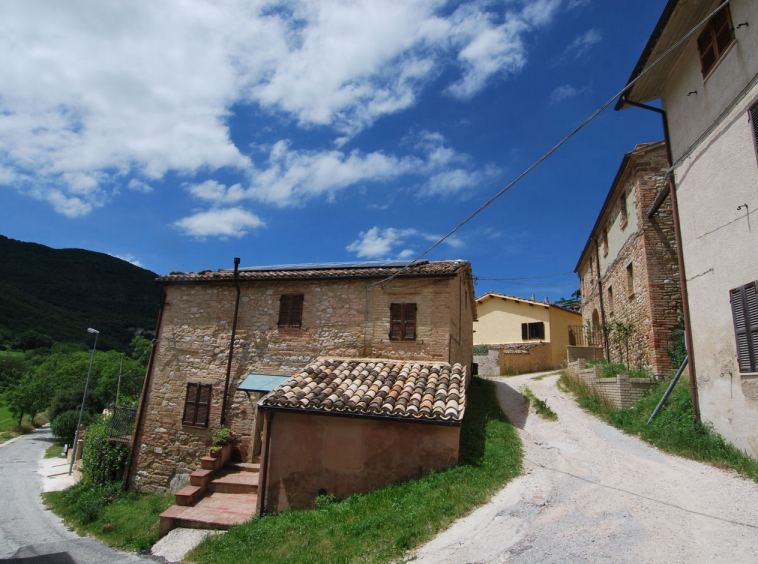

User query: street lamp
[68,328,99,475]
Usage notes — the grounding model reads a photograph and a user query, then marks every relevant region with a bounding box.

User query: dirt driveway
[412,372,758,563]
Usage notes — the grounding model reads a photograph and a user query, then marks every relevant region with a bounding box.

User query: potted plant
[208,427,234,465]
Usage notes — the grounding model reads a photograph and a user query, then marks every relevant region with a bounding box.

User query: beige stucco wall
[548,307,583,367]
[474,296,551,344]
[598,186,638,277]
[130,269,474,493]
[658,0,758,456]
[262,411,460,511]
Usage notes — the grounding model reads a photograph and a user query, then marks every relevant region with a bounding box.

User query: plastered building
[618,0,758,455]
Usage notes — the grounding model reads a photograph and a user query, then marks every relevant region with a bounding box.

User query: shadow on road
[493,380,529,429]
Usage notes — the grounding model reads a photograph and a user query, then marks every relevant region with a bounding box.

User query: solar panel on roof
[239,260,427,272]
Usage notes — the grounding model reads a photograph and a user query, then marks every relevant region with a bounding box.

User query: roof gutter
[616,98,700,422]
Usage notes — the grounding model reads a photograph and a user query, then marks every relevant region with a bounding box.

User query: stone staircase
[159,455,260,537]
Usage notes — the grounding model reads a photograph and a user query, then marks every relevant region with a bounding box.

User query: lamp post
[68,328,99,475]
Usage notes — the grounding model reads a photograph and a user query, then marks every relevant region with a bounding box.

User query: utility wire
[374,0,729,288]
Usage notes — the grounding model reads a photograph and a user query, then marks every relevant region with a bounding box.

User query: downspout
[593,237,610,361]
[620,97,700,422]
[126,284,167,489]
[221,257,241,426]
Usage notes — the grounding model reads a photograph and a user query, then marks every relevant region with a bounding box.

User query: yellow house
[474,292,582,373]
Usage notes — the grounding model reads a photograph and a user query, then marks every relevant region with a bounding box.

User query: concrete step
[208,468,259,494]
[228,462,260,473]
[174,485,203,507]
[159,492,257,537]
[189,468,214,488]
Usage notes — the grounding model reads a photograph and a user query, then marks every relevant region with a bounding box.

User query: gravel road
[0,426,154,563]
[413,372,758,563]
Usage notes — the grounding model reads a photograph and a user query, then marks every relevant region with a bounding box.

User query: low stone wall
[567,345,604,363]
[474,342,555,376]
[566,359,657,409]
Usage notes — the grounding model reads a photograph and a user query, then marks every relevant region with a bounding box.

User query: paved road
[413,372,758,563]
[0,426,154,563]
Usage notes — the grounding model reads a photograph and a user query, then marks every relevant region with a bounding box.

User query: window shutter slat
[290,294,304,328]
[278,295,291,327]
[183,383,199,425]
[521,323,528,340]
[731,283,758,373]
[196,384,211,427]
[404,304,416,340]
[390,304,403,340]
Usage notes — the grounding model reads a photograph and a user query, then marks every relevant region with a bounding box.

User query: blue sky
[0,0,666,301]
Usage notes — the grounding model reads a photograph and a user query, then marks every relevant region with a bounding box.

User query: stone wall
[473,348,500,376]
[130,269,473,493]
[567,346,605,363]
[578,143,681,375]
[566,359,657,409]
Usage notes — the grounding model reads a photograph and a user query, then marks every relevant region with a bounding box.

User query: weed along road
[0,427,152,564]
[413,372,758,563]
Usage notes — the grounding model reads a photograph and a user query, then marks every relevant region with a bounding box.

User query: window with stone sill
[730,281,758,374]
[697,5,734,77]
[278,294,304,329]
[607,286,614,316]
[182,382,211,427]
[389,303,416,341]
[619,192,629,230]
[626,262,635,298]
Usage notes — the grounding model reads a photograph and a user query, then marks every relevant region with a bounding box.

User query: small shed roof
[259,358,466,424]
[238,373,290,393]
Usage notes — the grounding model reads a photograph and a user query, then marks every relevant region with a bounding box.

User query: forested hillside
[0,235,161,352]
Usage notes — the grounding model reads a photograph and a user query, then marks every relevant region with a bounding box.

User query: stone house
[616,0,758,456]
[128,260,475,504]
[575,141,681,375]
[473,292,582,374]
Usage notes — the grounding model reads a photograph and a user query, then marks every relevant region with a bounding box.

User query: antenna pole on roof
[221,257,241,426]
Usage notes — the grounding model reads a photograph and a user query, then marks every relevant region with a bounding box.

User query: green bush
[213,427,232,446]
[50,410,93,445]
[50,388,105,422]
[81,419,129,486]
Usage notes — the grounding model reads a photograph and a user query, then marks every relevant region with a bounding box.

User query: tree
[611,320,636,370]
[554,289,581,311]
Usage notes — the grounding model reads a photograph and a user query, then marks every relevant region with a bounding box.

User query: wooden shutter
[404,303,417,341]
[390,304,403,340]
[290,294,304,328]
[532,322,545,340]
[731,282,758,373]
[182,383,199,425]
[278,295,291,327]
[521,323,528,340]
[751,103,758,158]
[182,383,211,426]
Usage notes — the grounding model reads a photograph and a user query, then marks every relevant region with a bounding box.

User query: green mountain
[0,235,161,352]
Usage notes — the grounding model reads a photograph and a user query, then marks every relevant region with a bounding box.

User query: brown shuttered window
[522,322,545,340]
[182,383,212,427]
[697,6,734,77]
[389,303,417,341]
[731,282,758,373]
[278,294,304,328]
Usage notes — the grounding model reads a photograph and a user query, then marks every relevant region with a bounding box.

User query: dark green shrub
[50,388,105,422]
[50,410,90,445]
[81,419,129,486]
[212,427,232,446]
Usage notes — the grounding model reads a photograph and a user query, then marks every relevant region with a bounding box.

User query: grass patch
[559,370,758,482]
[43,482,174,552]
[189,377,522,564]
[45,442,65,459]
[0,405,41,444]
[520,386,558,421]
[585,359,649,379]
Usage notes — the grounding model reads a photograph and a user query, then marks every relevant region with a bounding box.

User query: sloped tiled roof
[158,260,469,283]
[259,358,466,423]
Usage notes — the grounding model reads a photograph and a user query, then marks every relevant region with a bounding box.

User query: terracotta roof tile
[259,359,466,423]
[158,260,469,283]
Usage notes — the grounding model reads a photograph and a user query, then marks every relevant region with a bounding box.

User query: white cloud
[346,225,464,259]
[550,83,590,105]
[0,0,571,218]
[564,29,602,59]
[110,253,144,268]
[174,207,264,238]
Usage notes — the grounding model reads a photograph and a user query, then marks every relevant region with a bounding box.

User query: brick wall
[131,269,473,493]
[566,360,657,409]
[577,144,681,375]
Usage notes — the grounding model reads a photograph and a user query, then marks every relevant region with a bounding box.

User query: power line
[375,0,729,288]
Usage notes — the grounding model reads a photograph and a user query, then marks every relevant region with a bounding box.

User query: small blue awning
[237,373,290,393]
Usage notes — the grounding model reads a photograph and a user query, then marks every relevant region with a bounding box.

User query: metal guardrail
[107,406,137,443]
[568,325,601,347]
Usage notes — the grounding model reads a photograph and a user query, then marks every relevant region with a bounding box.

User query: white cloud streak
[346,226,463,260]
[174,207,264,238]
[0,0,569,217]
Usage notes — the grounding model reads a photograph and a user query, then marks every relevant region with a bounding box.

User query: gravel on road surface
[413,372,758,563]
